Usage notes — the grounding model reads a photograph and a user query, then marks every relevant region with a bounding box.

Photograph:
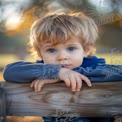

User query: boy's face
[40,37,86,69]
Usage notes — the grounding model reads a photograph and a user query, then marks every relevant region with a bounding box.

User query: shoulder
[81,56,106,68]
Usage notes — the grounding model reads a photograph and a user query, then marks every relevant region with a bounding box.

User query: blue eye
[67,47,76,51]
[47,48,56,53]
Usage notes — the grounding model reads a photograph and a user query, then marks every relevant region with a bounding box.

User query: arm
[3,61,92,92]
[3,61,61,83]
[74,64,122,82]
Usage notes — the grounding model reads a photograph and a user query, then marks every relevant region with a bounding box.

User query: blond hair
[29,12,98,58]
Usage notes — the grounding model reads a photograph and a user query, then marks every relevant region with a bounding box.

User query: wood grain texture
[0,81,122,117]
[0,88,6,122]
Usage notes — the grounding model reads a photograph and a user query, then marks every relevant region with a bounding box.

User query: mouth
[61,64,71,68]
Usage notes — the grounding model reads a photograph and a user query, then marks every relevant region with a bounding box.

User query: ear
[84,44,93,57]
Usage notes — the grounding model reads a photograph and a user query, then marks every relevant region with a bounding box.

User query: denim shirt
[3,56,122,83]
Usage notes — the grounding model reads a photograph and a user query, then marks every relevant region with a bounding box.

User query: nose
[57,51,68,61]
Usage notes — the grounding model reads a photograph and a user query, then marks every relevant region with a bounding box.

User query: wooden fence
[0,81,122,122]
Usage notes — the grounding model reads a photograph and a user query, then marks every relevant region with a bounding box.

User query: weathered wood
[0,81,122,117]
[0,88,6,122]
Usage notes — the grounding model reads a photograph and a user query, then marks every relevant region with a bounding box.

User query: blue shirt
[3,56,122,83]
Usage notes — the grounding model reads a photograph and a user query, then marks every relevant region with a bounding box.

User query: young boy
[3,12,122,122]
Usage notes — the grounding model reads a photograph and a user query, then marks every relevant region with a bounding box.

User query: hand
[30,79,58,92]
[59,68,92,92]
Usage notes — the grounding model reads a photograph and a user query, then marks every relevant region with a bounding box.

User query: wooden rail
[0,81,122,118]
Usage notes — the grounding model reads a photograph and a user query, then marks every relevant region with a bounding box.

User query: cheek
[42,54,56,64]
[75,57,84,67]
[75,50,85,58]
[73,51,84,64]
[76,56,84,63]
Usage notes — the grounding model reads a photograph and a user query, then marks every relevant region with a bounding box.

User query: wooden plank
[0,88,6,122]
[0,81,122,117]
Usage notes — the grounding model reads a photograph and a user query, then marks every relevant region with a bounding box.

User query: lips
[61,64,71,68]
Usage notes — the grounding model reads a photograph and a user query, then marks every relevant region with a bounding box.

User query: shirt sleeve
[73,64,122,82]
[3,61,62,83]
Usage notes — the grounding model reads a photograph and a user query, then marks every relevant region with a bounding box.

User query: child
[3,12,122,122]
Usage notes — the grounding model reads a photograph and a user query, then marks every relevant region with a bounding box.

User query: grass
[0,54,35,68]
[96,53,122,65]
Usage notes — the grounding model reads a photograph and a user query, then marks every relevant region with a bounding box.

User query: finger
[30,80,36,87]
[75,76,82,91]
[69,74,77,92]
[80,74,92,87]
[34,80,40,92]
[30,82,34,87]
[37,79,58,91]
[37,81,45,92]
[64,77,71,87]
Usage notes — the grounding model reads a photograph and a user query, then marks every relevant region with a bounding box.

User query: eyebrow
[42,45,55,49]
[66,43,79,46]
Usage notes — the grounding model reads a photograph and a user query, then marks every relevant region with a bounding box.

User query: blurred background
[0,0,122,121]
[0,0,122,81]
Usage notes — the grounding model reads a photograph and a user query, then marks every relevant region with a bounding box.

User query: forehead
[41,37,82,47]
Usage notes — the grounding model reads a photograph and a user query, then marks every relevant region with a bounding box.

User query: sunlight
[5,15,21,30]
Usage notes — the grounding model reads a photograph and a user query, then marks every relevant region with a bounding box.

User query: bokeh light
[5,15,21,30]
